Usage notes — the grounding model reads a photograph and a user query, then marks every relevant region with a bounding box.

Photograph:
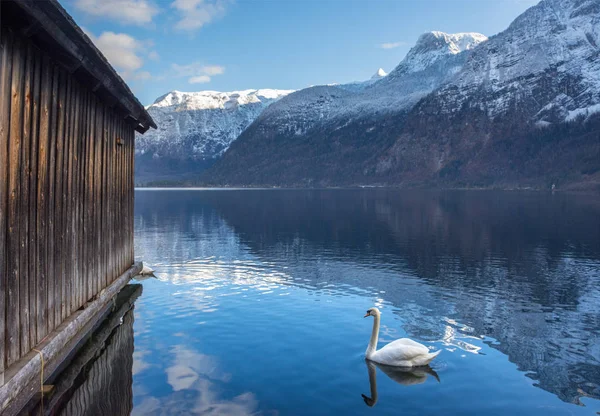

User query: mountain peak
[419,31,488,54]
[371,68,388,80]
[393,31,488,74]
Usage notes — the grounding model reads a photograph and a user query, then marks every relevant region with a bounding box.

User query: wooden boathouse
[0,0,156,412]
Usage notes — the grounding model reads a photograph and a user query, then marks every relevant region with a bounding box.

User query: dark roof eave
[9,0,156,133]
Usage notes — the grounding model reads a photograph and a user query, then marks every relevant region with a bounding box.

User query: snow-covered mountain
[250,31,488,138]
[205,0,600,189]
[428,0,600,123]
[137,89,294,161]
[134,89,293,183]
[134,68,394,183]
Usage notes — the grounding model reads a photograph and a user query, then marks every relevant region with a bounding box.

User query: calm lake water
[131,189,600,415]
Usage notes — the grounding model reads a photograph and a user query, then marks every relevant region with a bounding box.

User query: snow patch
[566,104,600,122]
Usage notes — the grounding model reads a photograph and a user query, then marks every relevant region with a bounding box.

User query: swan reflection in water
[361,360,440,407]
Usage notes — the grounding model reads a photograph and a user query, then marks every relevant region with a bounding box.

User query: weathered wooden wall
[0,26,135,375]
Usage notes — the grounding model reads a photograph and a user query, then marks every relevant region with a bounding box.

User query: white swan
[364,307,440,367]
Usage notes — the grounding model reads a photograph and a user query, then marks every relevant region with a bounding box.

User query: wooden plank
[99,106,106,290]
[77,88,88,311]
[129,128,134,264]
[125,127,129,268]
[121,122,126,271]
[46,65,58,334]
[105,114,112,284]
[28,44,42,347]
[110,113,119,279]
[53,68,66,327]
[91,99,99,297]
[62,74,72,320]
[99,105,105,287]
[126,128,132,266]
[100,108,110,287]
[0,27,14,375]
[95,101,103,294]
[36,53,52,343]
[111,117,117,279]
[69,80,81,313]
[7,32,24,367]
[85,93,95,302]
[82,91,89,304]
[45,64,58,334]
[19,40,33,358]
[123,123,128,270]
[117,121,123,273]
[111,116,117,279]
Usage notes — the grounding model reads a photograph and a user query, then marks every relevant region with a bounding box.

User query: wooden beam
[21,21,41,38]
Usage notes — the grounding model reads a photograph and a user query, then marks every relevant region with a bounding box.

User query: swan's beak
[364,313,369,318]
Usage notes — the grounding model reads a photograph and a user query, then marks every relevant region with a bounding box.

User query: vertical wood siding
[0,27,136,373]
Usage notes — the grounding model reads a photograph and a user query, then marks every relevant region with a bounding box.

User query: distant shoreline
[134,184,600,193]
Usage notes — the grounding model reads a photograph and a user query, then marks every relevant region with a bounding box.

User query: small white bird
[364,307,440,367]
[140,264,155,276]
[135,264,156,281]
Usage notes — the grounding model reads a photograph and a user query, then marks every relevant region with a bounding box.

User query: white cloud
[189,75,212,84]
[87,31,143,72]
[199,65,225,76]
[86,30,153,81]
[133,71,153,81]
[171,0,228,32]
[148,51,160,61]
[379,41,407,49]
[75,0,159,25]
[171,62,225,84]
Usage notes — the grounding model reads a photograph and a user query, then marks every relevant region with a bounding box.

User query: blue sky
[62,0,539,105]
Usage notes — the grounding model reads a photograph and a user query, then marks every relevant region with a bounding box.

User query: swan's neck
[366,314,380,358]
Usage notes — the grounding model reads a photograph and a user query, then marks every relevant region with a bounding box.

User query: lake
[131,189,600,415]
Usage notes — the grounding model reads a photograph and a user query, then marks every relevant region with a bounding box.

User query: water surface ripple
[132,189,600,415]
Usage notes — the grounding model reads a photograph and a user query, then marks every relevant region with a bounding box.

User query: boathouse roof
[2,0,156,133]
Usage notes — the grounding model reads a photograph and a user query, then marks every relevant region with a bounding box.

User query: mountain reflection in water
[134,189,600,413]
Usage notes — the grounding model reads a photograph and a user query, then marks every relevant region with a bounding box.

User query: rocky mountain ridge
[203,0,600,190]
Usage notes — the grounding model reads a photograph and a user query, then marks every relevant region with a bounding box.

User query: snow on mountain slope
[431,0,600,122]
[371,68,387,80]
[136,89,294,161]
[336,68,389,92]
[388,32,488,76]
[136,29,488,170]
[253,31,488,136]
[206,0,600,188]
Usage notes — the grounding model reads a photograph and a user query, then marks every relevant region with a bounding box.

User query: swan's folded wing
[375,338,430,362]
